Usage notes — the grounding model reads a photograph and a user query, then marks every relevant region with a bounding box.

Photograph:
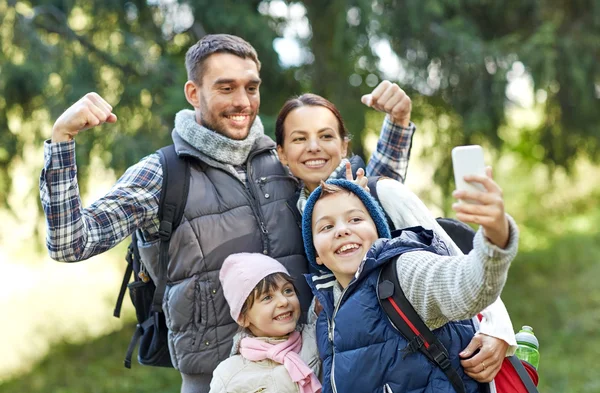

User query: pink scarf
[240,331,322,393]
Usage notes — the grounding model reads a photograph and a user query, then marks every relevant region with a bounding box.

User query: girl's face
[240,275,301,337]
[277,106,348,193]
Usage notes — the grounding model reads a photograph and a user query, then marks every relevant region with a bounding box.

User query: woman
[275,85,516,384]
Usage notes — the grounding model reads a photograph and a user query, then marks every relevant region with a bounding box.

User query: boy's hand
[361,80,412,127]
[451,167,510,248]
[345,162,369,192]
[52,92,117,143]
[459,334,508,382]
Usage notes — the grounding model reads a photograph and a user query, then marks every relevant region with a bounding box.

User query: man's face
[312,192,379,288]
[196,53,261,140]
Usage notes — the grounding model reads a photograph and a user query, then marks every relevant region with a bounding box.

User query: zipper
[329,280,356,393]
[218,146,272,255]
[246,148,272,255]
[255,174,297,186]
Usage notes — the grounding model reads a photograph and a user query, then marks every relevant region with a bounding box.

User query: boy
[301,178,519,393]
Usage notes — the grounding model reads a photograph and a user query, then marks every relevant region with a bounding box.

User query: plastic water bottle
[515,325,540,369]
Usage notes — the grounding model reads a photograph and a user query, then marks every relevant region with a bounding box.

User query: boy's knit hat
[301,179,391,272]
[220,253,290,321]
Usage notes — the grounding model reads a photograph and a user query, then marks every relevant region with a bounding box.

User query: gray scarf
[174,109,264,166]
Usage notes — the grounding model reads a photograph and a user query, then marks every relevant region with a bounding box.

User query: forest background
[1,0,599,392]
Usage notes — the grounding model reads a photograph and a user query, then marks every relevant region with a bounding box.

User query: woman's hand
[361,80,412,127]
[345,162,369,192]
[459,333,509,383]
[452,167,510,248]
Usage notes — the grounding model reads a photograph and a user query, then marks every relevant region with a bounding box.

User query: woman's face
[277,105,348,192]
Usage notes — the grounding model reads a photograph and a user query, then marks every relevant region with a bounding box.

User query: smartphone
[452,145,486,204]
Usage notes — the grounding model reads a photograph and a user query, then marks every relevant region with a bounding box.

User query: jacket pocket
[256,175,298,199]
[192,277,211,334]
[256,174,298,186]
[192,278,211,351]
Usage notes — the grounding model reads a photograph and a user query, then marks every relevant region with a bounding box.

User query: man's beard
[199,97,255,140]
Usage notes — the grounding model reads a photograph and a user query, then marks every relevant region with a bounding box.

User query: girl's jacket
[209,325,320,393]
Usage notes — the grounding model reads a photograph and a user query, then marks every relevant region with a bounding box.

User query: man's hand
[52,92,117,143]
[361,80,412,127]
[452,166,510,248]
[345,162,369,192]
[459,333,509,383]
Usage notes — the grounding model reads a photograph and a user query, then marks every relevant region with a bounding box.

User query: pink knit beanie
[220,253,290,322]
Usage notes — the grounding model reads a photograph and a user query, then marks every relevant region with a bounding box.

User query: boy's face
[312,192,379,288]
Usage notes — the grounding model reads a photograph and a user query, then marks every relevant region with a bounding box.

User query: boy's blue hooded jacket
[302,179,484,393]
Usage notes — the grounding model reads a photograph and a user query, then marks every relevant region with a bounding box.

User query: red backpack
[494,356,539,392]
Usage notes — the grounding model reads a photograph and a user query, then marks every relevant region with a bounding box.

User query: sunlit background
[1,1,600,392]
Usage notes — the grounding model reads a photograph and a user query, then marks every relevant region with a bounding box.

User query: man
[40,34,414,392]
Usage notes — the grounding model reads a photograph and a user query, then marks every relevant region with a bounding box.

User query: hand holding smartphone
[451,145,511,248]
[452,145,486,204]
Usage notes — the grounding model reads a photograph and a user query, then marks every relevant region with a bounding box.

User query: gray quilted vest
[137,131,310,375]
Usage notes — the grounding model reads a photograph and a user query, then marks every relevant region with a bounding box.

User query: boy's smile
[312,192,379,288]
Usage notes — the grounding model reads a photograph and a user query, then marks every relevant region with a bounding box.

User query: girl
[275,91,517,383]
[210,252,321,393]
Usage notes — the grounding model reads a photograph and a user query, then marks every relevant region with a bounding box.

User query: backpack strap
[153,145,190,313]
[377,260,467,393]
[508,356,540,393]
[367,176,397,232]
[113,231,138,318]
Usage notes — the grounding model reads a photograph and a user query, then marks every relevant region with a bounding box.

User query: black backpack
[113,145,190,368]
[366,176,477,247]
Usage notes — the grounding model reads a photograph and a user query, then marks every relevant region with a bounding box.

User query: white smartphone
[452,145,486,204]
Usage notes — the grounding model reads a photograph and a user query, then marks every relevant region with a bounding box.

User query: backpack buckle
[401,335,424,359]
[158,220,172,240]
[431,344,452,370]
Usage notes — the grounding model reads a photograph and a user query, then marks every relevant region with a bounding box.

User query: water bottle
[515,325,540,369]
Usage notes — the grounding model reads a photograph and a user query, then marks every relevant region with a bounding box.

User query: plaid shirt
[366,116,415,183]
[39,118,416,261]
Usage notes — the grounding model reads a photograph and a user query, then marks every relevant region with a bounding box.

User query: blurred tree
[377,0,600,206]
[0,0,300,207]
[2,0,600,208]
[301,0,380,158]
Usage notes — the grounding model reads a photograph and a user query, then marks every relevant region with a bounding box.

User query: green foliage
[0,325,181,393]
[377,0,600,207]
[0,0,301,201]
[503,229,600,392]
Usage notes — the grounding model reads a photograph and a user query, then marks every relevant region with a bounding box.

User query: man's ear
[184,80,201,108]
[277,145,288,166]
[316,256,324,266]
